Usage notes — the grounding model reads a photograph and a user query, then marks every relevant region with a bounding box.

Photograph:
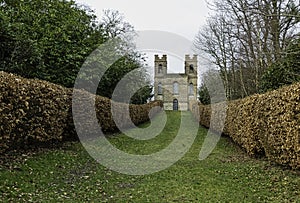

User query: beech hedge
[0,71,162,153]
[67,89,162,138]
[191,82,300,169]
[0,71,71,152]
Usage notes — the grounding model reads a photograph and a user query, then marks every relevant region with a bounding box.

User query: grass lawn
[0,111,299,202]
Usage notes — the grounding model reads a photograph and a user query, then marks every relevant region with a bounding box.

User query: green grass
[0,111,299,202]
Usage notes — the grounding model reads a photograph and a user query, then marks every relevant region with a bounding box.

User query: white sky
[75,0,210,40]
[75,0,213,83]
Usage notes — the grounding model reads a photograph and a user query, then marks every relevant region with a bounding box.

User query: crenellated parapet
[185,54,198,61]
[154,54,167,62]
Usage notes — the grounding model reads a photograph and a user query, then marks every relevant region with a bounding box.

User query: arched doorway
[173,99,178,111]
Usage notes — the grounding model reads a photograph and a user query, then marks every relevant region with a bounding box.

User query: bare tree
[101,10,134,39]
[194,0,299,100]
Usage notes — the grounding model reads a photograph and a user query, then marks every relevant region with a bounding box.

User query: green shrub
[198,83,211,105]
[259,39,300,93]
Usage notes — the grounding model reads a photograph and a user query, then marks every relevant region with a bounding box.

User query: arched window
[173,99,178,111]
[173,82,179,95]
[189,64,194,73]
[158,64,163,73]
[189,83,194,95]
[158,82,162,95]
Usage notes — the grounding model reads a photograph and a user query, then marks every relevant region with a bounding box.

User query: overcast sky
[75,0,212,81]
[76,0,210,40]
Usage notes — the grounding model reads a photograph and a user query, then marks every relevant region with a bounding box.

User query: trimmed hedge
[0,71,71,152]
[191,82,300,169]
[68,89,162,138]
[0,71,162,153]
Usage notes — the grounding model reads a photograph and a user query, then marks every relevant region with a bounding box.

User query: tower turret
[185,54,198,77]
[185,55,198,105]
[154,54,167,77]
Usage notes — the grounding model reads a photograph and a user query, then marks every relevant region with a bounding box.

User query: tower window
[158,83,162,95]
[189,83,194,95]
[173,82,179,95]
[158,64,163,73]
[189,64,194,73]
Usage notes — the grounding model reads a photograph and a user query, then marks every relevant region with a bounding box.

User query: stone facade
[154,54,198,111]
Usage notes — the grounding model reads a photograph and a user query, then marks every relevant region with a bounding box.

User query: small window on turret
[189,83,194,95]
[158,83,162,95]
[173,82,179,95]
[158,64,163,73]
[189,64,194,73]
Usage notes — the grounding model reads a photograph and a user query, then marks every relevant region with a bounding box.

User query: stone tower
[185,55,198,106]
[154,54,198,110]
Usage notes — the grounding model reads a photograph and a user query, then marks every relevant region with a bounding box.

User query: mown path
[0,111,299,202]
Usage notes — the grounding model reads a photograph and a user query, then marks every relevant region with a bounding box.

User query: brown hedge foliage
[0,71,163,152]
[68,89,163,138]
[0,71,71,153]
[191,82,300,169]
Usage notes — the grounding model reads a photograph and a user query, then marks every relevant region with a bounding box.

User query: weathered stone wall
[157,74,188,110]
